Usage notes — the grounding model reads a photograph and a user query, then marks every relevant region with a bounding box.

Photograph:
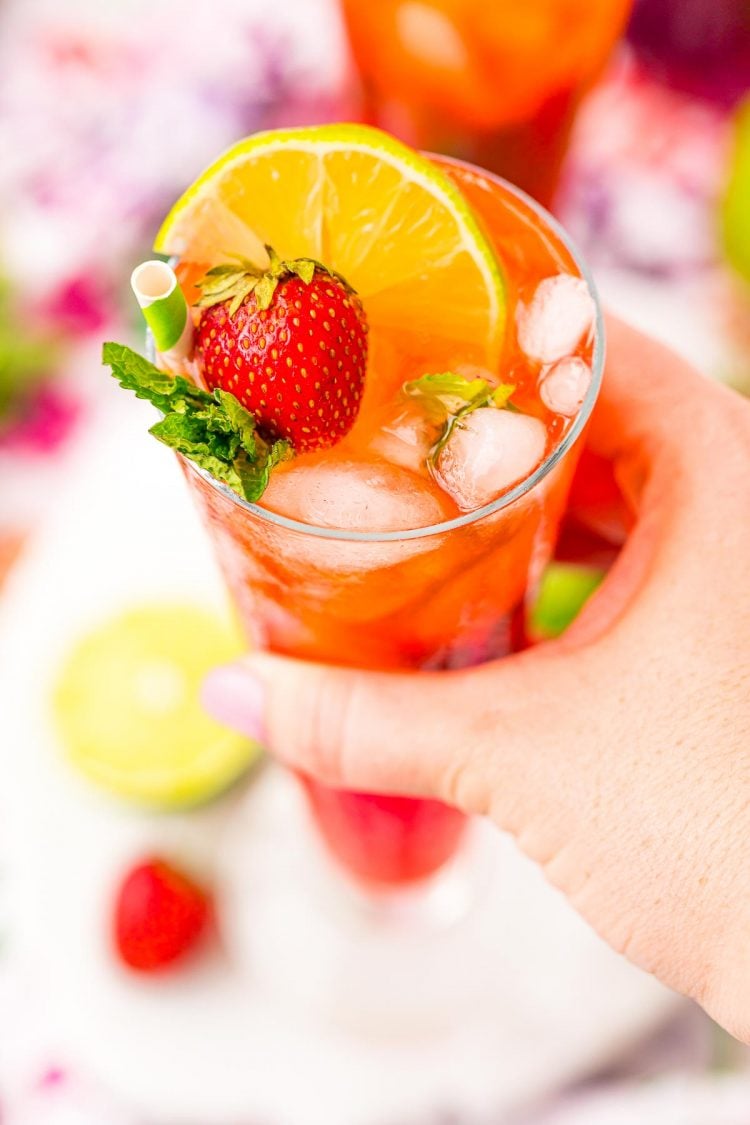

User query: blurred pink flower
[0,383,81,454]
[34,276,113,337]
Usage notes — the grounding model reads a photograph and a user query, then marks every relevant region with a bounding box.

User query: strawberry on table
[195,247,368,453]
[113,857,211,973]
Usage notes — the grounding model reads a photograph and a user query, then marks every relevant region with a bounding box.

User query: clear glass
[177,157,604,895]
[340,0,632,207]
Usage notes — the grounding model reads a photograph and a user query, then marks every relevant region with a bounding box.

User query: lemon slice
[155,124,505,367]
[54,604,260,808]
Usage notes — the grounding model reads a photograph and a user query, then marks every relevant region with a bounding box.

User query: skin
[203,318,750,1040]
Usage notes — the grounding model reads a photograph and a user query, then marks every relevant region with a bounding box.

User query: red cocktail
[341,0,632,207]
[178,147,603,888]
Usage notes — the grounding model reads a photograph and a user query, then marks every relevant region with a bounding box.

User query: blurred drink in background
[340,0,632,207]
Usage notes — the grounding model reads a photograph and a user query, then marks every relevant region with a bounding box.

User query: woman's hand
[203,318,750,1040]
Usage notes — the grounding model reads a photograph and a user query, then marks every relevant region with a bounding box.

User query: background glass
[340,0,633,207]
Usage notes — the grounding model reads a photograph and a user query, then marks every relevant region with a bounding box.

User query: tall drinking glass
[180,157,604,900]
[340,0,632,207]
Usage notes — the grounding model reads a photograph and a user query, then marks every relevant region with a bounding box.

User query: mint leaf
[236,438,292,502]
[102,341,290,501]
[102,341,211,414]
[490,383,514,409]
[150,408,241,465]
[404,370,516,460]
[404,372,493,415]
[213,388,258,455]
[149,413,242,491]
[405,371,515,416]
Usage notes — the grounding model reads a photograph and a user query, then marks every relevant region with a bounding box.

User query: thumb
[200,638,594,816]
[202,653,483,801]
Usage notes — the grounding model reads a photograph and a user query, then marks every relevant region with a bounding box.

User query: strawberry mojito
[105,125,602,888]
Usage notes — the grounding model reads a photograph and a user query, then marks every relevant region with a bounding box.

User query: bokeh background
[0,0,749,1121]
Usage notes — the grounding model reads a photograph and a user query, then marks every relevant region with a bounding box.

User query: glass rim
[178,157,605,544]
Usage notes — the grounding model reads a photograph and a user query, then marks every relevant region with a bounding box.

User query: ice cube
[435,409,547,512]
[260,458,452,584]
[517,275,596,364]
[539,356,592,416]
[262,457,449,532]
[369,405,436,474]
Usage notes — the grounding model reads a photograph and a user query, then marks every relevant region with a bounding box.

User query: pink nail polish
[201,662,267,744]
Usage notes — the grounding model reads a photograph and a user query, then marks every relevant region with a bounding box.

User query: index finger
[588,315,708,462]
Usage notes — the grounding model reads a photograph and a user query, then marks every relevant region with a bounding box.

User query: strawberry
[113,857,211,973]
[195,247,368,454]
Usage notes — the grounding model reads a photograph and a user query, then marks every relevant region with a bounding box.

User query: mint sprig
[102,342,291,501]
[404,371,514,415]
[404,370,515,458]
[103,340,209,414]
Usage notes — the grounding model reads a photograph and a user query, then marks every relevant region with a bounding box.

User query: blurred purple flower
[560,56,731,276]
[0,0,349,308]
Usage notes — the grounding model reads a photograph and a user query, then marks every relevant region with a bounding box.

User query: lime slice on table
[155,123,506,368]
[54,604,261,809]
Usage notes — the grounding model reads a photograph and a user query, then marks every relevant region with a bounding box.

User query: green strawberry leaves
[195,258,263,318]
[102,342,291,502]
[404,370,515,458]
[194,244,353,316]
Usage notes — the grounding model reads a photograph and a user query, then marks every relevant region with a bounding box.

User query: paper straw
[130,260,193,359]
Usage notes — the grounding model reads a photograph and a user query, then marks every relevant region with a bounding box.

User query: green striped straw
[130,260,193,359]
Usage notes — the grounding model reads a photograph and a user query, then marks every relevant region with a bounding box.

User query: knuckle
[441,755,469,810]
[440,717,492,816]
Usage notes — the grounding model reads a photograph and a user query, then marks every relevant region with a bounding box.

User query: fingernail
[201,661,267,744]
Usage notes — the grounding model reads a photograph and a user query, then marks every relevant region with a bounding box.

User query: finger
[568,316,746,587]
[589,315,707,468]
[202,654,490,801]
[200,630,613,830]
[554,318,705,552]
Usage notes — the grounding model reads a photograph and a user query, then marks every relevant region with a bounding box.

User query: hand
[203,318,750,1040]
